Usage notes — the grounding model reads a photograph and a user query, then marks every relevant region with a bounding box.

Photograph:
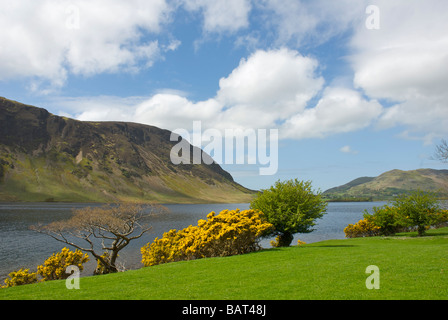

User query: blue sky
[1,0,447,191]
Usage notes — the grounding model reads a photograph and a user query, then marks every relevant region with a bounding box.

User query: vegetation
[1,247,89,288]
[345,191,448,238]
[433,138,448,163]
[1,269,38,289]
[37,247,89,281]
[141,209,273,267]
[32,203,164,274]
[1,227,447,300]
[392,190,443,236]
[323,169,448,200]
[250,179,327,247]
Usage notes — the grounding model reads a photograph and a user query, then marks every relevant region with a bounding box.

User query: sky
[1,0,447,191]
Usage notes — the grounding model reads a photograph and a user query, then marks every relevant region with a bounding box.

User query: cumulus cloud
[349,0,448,140]
[14,0,447,146]
[216,48,324,129]
[282,87,383,139]
[66,48,323,133]
[59,49,384,143]
[0,0,174,90]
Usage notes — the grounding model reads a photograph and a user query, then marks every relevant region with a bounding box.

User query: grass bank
[1,227,447,300]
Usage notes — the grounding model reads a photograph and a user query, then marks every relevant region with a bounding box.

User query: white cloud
[56,50,384,143]
[134,94,221,131]
[282,87,383,139]
[258,0,366,46]
[255,0,448,142]
[340,145,358,155]
[66,48,324,133]
[349,0,448,140]
[0,0,174,90]
[182,0,251,33]
[216,48,324,129]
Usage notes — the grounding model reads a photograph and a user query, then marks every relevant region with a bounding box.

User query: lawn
[1,227,447,300]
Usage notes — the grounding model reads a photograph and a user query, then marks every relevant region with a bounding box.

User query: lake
[0,201,386,281]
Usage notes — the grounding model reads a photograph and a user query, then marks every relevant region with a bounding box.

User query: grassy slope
[324,169,448,200]
[0,151,255,204]
[1,227,447,300]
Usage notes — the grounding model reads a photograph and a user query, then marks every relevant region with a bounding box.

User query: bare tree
[433,139,448,163]
[32,203,166,274]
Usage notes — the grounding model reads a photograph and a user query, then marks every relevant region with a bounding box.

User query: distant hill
[0,97,254,203]
[323,168,448,201]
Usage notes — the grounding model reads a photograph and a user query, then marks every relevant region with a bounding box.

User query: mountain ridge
[323,168,448,201]
[0,97,254,203]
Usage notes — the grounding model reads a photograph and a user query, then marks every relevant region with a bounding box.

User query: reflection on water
[0,201,386,281]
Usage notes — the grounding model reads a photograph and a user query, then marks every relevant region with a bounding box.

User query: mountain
[0,97,255,203]
[323,168,448,201]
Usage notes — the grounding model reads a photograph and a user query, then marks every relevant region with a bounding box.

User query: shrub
[37,247,89,281]
[141,209,273,267]
[250,179,327,247]
[433,209,448,228]
[345,191,448,238]
[344,218,381,238]
[1,269,38,288]
[392,190,441,236]
[1,247,89,288]
[363,205,405,236]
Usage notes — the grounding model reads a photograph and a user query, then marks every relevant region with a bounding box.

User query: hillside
[324,168,448,201]
[0,97,254,203]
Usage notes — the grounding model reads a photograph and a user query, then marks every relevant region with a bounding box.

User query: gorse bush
[37,247,89,281]
[141,209,273,267]
[1,269,38,288]
[1,247,89,288]
[344,218,381,238]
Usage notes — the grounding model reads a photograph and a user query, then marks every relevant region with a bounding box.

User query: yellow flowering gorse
[1,269,37,288]
[37,247,89,281]
[1,247,89,288]
[141,209,273,267]
[344,219,381,238]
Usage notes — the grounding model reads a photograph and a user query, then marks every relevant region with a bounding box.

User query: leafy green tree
[250,179,327,247]
[392,190,440,236]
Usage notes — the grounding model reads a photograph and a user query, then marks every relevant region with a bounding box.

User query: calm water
[0,201,386,281]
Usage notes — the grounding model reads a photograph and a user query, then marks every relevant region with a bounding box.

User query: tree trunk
[417,225,426,237]
[274,232,294,247]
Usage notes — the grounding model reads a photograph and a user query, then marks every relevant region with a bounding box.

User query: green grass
[1,228,447,300]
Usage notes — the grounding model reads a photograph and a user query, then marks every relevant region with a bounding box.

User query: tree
[32,203,165,274]
[250,179,327,247]
[392,190,440,236]
[433,139,448,163]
